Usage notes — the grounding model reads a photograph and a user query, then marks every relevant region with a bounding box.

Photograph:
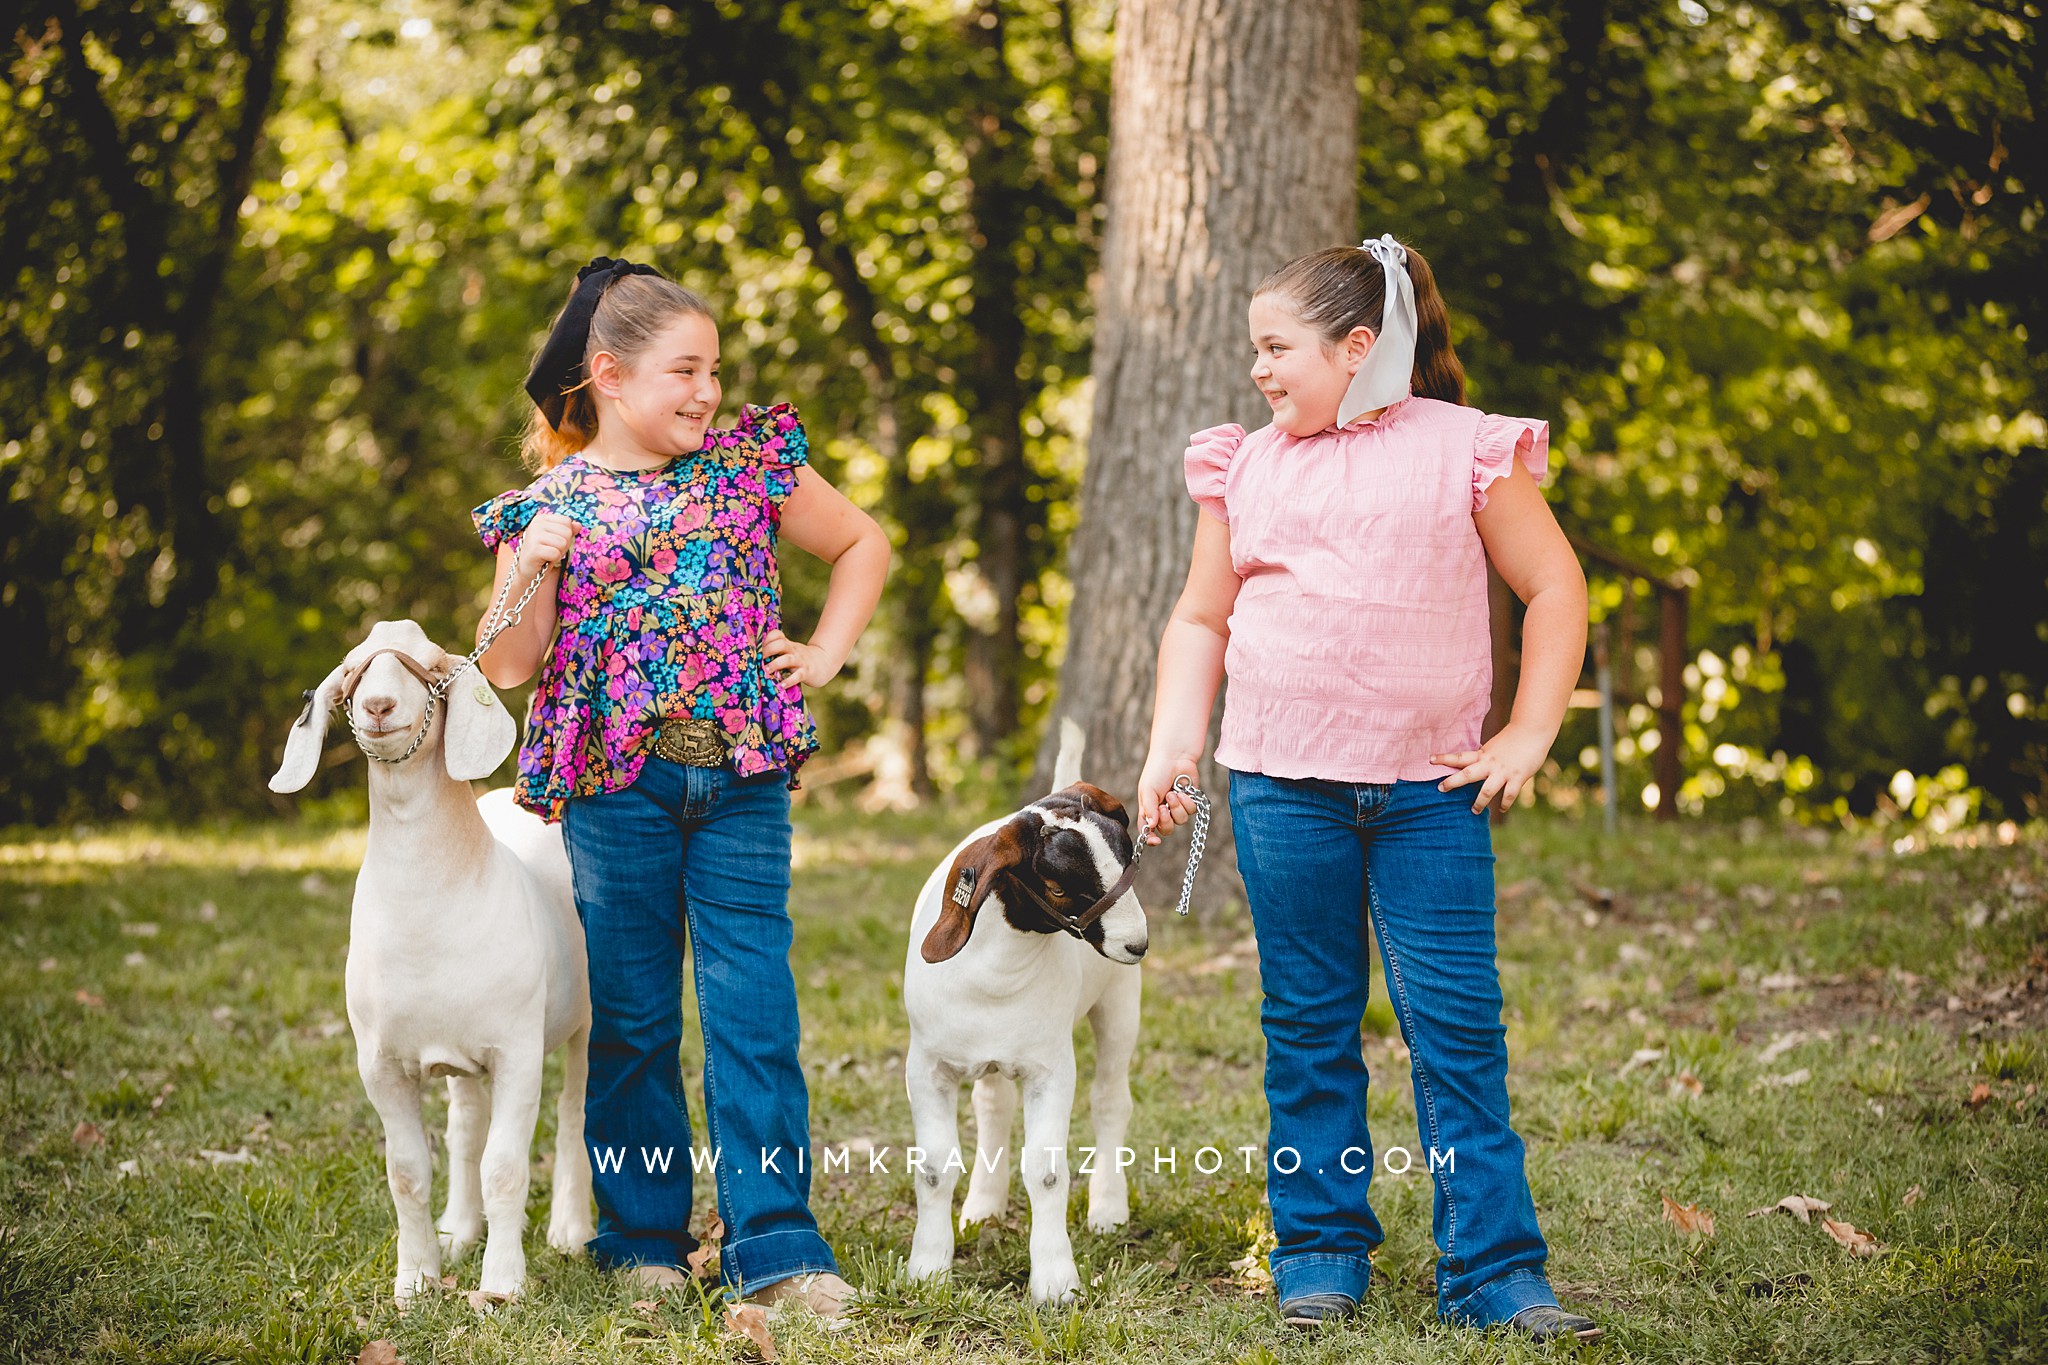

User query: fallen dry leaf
[631,1298,660,1318]
[355,1341,404,1365]
[440,1274,458,1290]
[1761,1068,1812,1089]
[726,1302,778,1360]
[1662,1193,1716,1238]
[686,1242,719,1280]
[706,1213,726,1242]
[1902,1184,1924,1208]
[75,989,105,1009]
[1822,1216,1884,1256]
[466,1288,512,1314]
[1671,1071,1705,1098]
[1967,1083,1994,1110]
[1745,1194,1832,1224]
[198,1146,256,1166]
[1619,1047,1665,1076]
[72,1120,105,1152]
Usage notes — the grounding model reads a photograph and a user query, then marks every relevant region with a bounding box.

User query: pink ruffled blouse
[1184,395,1550,783]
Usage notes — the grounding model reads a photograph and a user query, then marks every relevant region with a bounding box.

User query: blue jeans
[560,759,837,1294]
[1228,770,1557,1327]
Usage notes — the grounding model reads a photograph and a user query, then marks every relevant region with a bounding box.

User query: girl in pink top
[1137,238,1594,1340]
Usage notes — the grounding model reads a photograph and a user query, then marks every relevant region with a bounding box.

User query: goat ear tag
[472,684,495,708]
[951,868,976,908]
[295,689,315,727]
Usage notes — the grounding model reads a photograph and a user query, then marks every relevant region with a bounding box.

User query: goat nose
[1124,940,1149,960]
[360,694,396,720]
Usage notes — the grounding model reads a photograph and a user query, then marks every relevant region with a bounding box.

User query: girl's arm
[475,512,575,688]
[763,465,891,687]
[1435,459,1589,812]
[1136,510,1241,841]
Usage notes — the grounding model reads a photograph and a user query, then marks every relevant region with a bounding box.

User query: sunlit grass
[2,808,2045,1362]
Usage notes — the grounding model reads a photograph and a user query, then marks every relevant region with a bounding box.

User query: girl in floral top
[474,258,887,1318]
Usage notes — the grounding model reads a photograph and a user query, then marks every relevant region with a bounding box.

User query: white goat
[269,619,595,1303]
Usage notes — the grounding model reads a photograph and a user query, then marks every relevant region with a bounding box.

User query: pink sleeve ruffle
[1472,414,1551,511]
[1184,423,1247,524]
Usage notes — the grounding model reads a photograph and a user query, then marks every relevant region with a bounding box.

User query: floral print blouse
[473,402,817,822]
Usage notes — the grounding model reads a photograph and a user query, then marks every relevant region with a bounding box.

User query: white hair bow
[1336,234,1418,426]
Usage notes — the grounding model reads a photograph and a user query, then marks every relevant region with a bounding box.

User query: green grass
[3,807,2046,1363]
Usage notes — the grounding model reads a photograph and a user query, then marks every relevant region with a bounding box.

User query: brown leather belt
[653,716,729,767]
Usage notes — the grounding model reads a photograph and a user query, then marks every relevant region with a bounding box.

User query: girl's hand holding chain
[519,512,576,574]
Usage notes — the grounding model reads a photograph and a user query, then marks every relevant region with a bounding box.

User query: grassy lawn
[3,801,2045,1363]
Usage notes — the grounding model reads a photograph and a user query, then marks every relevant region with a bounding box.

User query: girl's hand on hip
[1136,750,1202,845]
[763,629,839,688]
[518,512,576,572]
[1433,723,1553,814]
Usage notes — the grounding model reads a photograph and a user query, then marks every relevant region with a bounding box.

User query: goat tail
[1051,716,1086,791]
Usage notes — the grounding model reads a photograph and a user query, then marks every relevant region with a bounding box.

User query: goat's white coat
[270,620,595,1303]
[901,719,1145,1302]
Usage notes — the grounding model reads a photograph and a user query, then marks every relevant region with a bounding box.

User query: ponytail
[1401,247,1466,406]
[519,386,599,471]
[1254,240,1467,406]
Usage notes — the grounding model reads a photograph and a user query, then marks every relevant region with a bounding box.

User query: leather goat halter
[954,773,1213,938]
[320,550,553,765]
[334,649,451,765]
[994,854,1145,942]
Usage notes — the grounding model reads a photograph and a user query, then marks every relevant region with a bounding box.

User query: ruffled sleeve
[1472,414,1551,511]
[473,488,539,552]
[739,402,811,509]
[1184,423,1247,524]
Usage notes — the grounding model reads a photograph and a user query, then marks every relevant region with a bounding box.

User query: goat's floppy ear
[1062,781,1129,830]
[921,817,1036,963]
[443,667,516,781]
[269,660,350,793]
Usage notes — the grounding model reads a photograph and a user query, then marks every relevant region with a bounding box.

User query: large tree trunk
[1044,0,1358,913]
[959,0,1032,755]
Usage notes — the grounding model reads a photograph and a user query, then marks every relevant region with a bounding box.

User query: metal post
[1595,618,1617,835]
[1656,587,1687,821]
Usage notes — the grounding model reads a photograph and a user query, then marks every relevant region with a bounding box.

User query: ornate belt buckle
[654,717,727,767]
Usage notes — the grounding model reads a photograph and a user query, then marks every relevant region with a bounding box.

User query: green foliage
[1,0,2042,821]
[1357,0,2046,818]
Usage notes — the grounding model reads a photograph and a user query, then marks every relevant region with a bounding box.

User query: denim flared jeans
[1228,770,1559,1327]
[560,759,837,1294]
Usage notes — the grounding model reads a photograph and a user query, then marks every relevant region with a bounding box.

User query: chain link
[346,553,553,764]
[1137,773,1212,917]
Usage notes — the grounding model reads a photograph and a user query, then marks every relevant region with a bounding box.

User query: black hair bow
[523,256,666,430]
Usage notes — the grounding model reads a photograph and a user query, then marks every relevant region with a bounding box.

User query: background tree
[1046,0,1360,907]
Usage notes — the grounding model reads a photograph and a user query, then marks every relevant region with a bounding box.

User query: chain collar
[1137,774,1211,917]
[338,553,552,765]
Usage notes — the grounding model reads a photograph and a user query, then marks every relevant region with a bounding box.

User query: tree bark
[1044,0,1358,912]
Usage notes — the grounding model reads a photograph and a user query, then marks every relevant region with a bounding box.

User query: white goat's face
[342,621,448,759]
[270,618,516,793]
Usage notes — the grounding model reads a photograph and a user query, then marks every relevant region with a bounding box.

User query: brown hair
[1253,241,1467,406]
[519,273,716,470]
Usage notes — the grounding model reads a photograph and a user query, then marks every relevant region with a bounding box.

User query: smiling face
[588,311,723,458]
[1248,293,1374,437]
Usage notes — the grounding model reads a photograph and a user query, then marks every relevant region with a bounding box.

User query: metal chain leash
[1136,773,1213,917]
[345,552,553,763]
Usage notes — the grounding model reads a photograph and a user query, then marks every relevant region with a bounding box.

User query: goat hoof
[905,1250,952,1281]
[958,1197,1008,1228]
[546,1220,595,1253]
[1085,1207,1130,1232]
[1029,1262,1082,1304]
